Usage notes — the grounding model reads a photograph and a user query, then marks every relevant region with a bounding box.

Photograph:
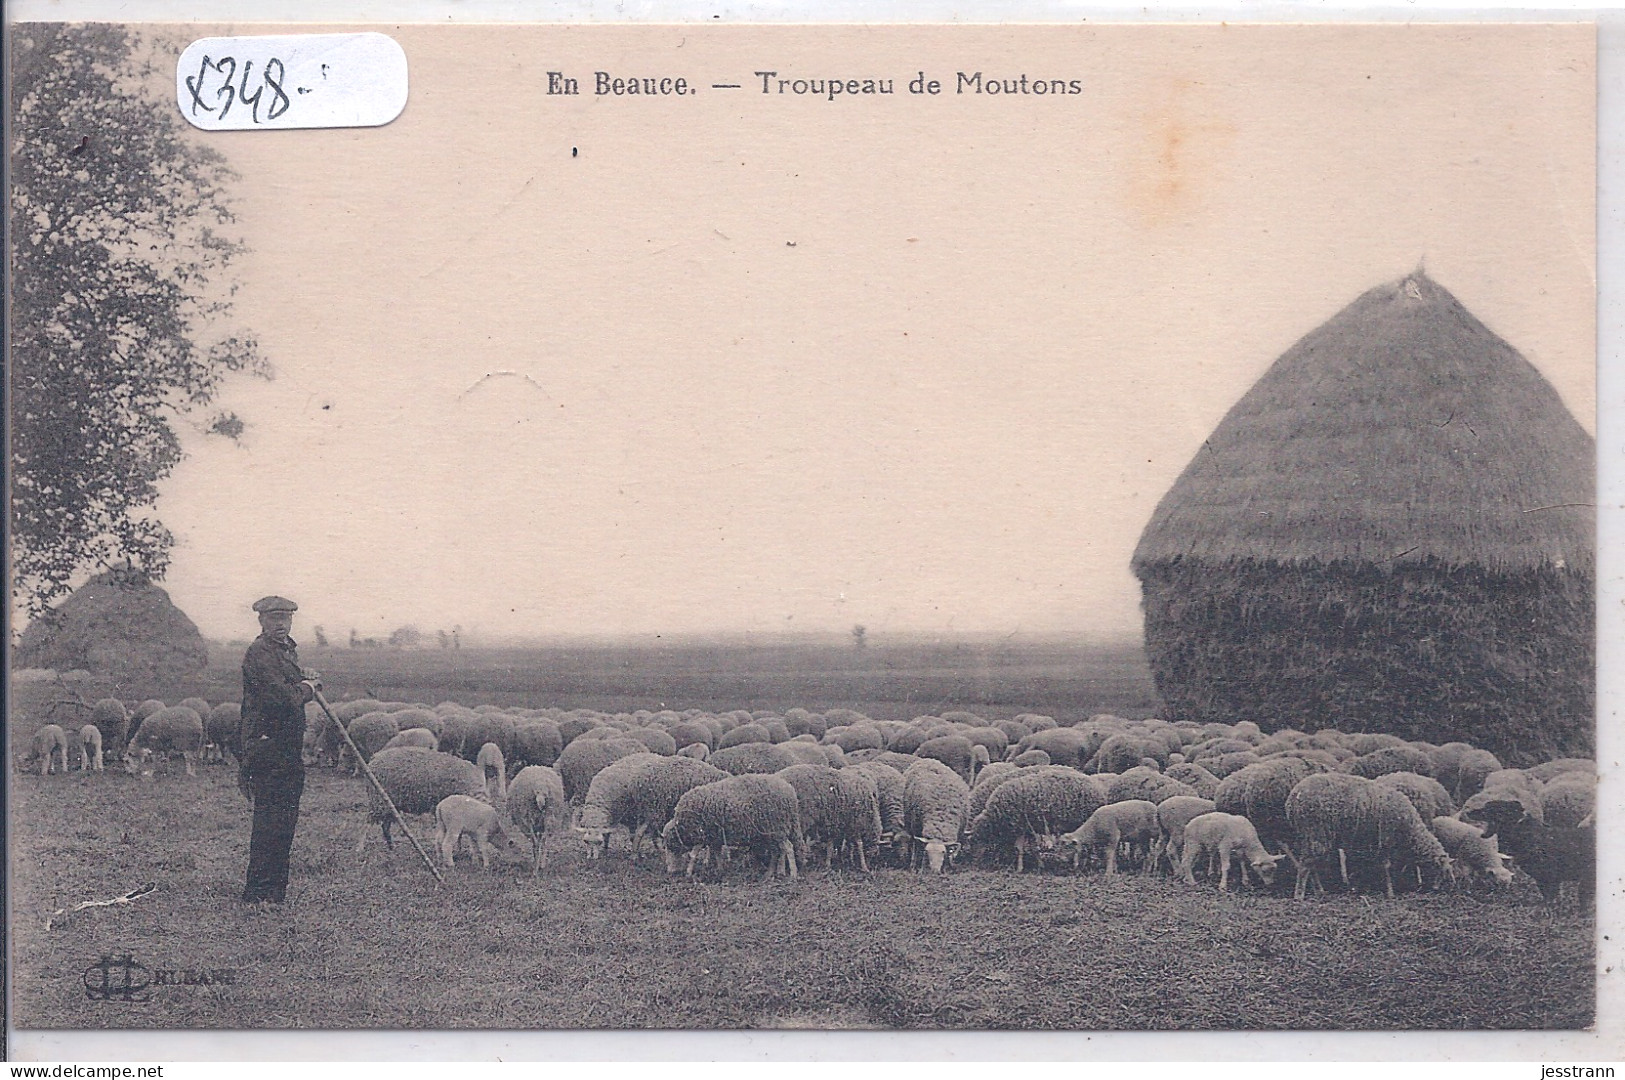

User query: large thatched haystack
[1132,273,1593,763]
[15,570,208,689]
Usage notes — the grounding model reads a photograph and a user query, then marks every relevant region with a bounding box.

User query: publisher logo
[83,954,150,1002]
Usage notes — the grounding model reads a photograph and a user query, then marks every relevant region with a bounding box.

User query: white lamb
[434,794,525,870]
[74,725,104,772]
[29,724,71,776]
[476,741,509,799]
[1180,812,1281,891]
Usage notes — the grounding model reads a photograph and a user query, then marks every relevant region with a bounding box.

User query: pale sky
[127,23,1595,643]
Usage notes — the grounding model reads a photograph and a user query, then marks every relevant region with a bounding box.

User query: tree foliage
[11,25,264,617]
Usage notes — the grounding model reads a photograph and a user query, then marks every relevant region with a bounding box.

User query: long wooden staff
[309,686,444,885]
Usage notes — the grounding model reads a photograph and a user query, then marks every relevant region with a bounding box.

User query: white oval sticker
[177,33,407,131]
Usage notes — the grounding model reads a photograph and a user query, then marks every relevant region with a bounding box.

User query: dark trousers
[243,743,306,902]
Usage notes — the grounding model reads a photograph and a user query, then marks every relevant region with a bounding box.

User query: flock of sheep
[23,696,1596,908]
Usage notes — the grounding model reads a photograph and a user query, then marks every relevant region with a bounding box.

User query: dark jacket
[241,634,309,757]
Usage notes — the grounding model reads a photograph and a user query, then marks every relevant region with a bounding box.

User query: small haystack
[15,570,208,688]
[1132,273,1593,763]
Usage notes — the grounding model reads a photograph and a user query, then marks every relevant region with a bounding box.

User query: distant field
[13,638,1164,730]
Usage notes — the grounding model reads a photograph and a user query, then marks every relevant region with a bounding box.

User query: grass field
[8,640,1596,1031]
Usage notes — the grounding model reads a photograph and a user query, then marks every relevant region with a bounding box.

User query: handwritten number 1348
[186,55,291,123]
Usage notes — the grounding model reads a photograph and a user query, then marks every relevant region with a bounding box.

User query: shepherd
[238,595,321,905]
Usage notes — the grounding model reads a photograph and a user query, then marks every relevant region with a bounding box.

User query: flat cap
[251,595,299,614]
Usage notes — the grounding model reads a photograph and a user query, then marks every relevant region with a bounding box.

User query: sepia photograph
[6,15,1603,1048]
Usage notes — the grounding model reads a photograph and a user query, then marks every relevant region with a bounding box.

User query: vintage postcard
[6,14,1609,1058]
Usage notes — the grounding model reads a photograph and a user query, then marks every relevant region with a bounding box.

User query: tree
[11,25,265,618]
[389,625,423,649]
[851,624,867,650]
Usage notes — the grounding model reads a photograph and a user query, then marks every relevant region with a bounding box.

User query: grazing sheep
[678,742,711,760]
[1285,774,1450,899]
[1010,749,1052,768]
[434,794,526,869]
[360,748,492,851]
[709,742,802,776]
[205,703,242,764]
[89,698,130,760]
[1269,748,1343,772]
[1091,732,1170,774]
[556,715,601,747]
[967,762,1021,817]
[1152,795,1218,874]
[993,719,1033,745]
[1009,727,1094,769]
[1197,751,1262,780]
[555,735,648,805]
[1461,770,1546,825]
[660,773,804,880]
[576,752,665,860]
[1179,812,1282,891]
[28,724,71,776]
[1527,758,1594,783]
[847,761,907,861]
[129,698,166,739]
[1539,774,1595,829]
[382,728,440,753]
[778,764,847,869]
[782,709,827,740]
[122,707,205,778]
[903,759,973,873]
[666,719,716,751]
[1059,799,1159,875]
[1214,757,1317,855]
[505,765,569,873]
[1450,748,1503,803]
[915,735,984,784]
[74,725,104,772]
[177,696,212,720]
[1430,816,1513,887]
[1285,772,1374,897]
[461,713,517,765]
[818,743,848,768]
[845,750,918,773]
[1345,732,1406,755]
[332,698,384,724]
[1463,796,1595,910]
[964,727,1009,761]
[340,712,401,774]
[1189,737,1254,760]
[511,719,564,768]
[1341,745,1435,780]
[1164,762,1221,800]
[822,724,886,754]
[627,727,679,756]
[581,754,726,862]
[1106,766,1197,807]
[778,741,833,768]
[969,766,1106,872]
[476,741,509,799]
[827,768,884,871]
[1372,771,1455,822]
[887,723,945,755]
[719,723,773,749]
